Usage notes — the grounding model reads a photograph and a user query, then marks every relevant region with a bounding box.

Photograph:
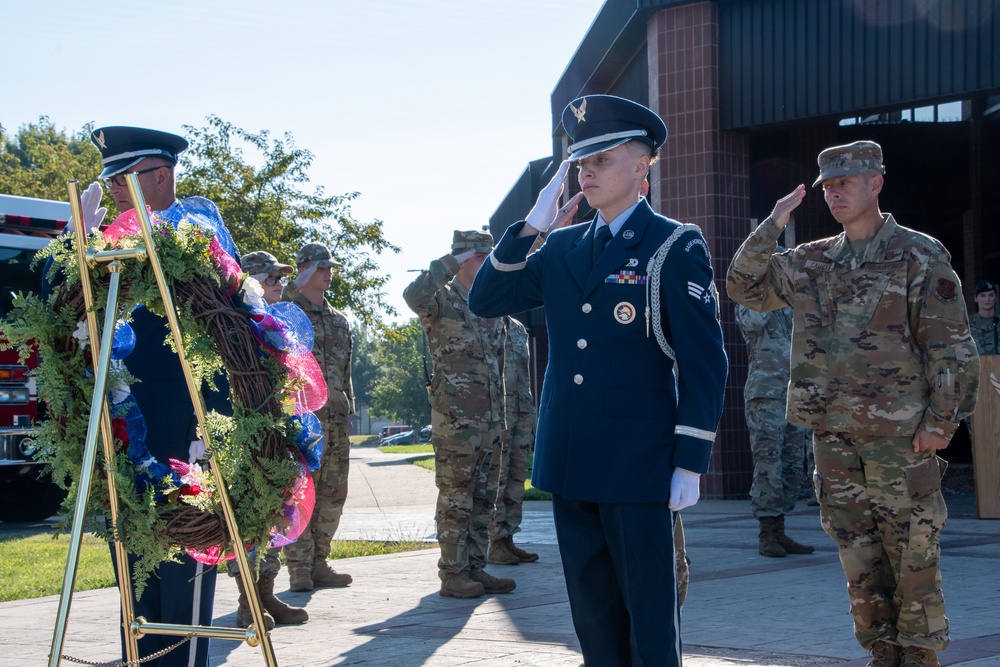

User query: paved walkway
[4,445,998,666]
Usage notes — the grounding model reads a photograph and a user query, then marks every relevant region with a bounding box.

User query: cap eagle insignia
[570,99,587,123]
[94,130,106,150]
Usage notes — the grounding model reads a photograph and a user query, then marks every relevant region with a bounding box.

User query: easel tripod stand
[47,175,278,666]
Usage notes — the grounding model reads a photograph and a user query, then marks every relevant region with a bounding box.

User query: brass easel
[48,175,278,666]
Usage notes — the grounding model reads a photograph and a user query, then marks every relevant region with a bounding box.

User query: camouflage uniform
[281,246,355,580]
[735,304,809,519]
[403,234,506,581]
[727,189,979,650]
[491,317,536,541]
[969,313,998,356]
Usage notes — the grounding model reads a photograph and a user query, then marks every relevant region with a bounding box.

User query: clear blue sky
[5,0,605,322]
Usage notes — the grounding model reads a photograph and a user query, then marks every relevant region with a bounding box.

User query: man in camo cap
[404,230,515,599]
[282,242,356,592]
[728,140,979,667]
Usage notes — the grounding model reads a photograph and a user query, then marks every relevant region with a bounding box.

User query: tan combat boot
[867,640,901,667]
[235,576,275,631]
[259,569,308,624]
[506,538,539,563]
[488,537,521,565]
[470,568,516,594]
[758,516,786,558]
[900,646,939,667]
[287,566,313,592]
[311,559,352,588]
[775,515,815,554]
[440,570,485,598]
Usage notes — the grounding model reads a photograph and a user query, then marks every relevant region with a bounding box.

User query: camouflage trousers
[746,397,809,518]
[284,415,350,572]
[489,410,535,540]
[431,409,503,578]
[813,430,949,651]
[229,547,281,580]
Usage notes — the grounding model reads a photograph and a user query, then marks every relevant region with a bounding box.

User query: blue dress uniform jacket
[469,199,728,504]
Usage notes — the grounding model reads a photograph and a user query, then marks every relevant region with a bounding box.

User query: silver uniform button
[573,374,584,385]
[577,339,587,349]
[582,303,592,313]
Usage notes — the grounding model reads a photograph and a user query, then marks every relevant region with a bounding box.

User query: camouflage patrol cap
[812,140,885,186]
[295,242,342,267]
[451,230,493,254]
[240,250,293,276]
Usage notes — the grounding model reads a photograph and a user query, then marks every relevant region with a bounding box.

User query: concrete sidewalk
[5,445,999,666]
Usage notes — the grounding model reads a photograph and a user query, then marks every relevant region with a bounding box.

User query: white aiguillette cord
[646,224,706,361]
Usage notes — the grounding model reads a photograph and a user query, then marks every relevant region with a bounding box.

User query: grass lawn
[0,530,432,603]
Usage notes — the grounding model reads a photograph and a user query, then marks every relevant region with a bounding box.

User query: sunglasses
[263,275,289,286]
[102,165,170,189]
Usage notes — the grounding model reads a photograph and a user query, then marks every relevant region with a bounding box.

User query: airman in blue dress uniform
[91,126,233,667]
[469,95,728,666]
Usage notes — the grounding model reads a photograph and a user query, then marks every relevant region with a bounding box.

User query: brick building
[489,0,1000,498]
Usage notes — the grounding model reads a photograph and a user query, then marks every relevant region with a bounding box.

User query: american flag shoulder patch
[605,271,647,285]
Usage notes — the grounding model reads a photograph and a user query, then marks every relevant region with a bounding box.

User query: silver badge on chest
[614,302,636,324]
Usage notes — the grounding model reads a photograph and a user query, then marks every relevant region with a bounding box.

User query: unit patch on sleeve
[935,278,958,303]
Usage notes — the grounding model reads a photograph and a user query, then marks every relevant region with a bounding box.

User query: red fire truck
[0,194,70,521]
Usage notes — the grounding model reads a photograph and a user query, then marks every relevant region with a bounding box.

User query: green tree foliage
[0,115,400,326]
[0,118,101,200]
[350,322,380,409]
[369,319,431,428]
[178,115,400,326]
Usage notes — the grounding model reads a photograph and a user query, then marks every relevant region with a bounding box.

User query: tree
[0,115,400,326]
[349,322,380,409]
[0,118,101,200]
[368,319,431,428]
[178,116,400,326]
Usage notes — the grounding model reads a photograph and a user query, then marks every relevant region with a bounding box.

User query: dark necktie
[592,225,612,266]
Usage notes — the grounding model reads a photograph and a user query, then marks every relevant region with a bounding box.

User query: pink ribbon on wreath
[185,462,315,564]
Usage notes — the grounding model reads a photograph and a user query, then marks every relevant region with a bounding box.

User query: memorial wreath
[1,205,325,592]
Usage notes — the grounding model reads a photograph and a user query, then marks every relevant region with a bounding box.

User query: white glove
[67,181,107,234]
[525,160,571,234]
[453,250,475,264]
[294,264,317,289]
[188,439,206,464]
[668,468,701,511]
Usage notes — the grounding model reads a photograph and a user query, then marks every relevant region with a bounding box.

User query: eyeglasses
[263,275,289,286]
[102,165,170,189]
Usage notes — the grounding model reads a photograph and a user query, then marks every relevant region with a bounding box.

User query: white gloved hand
[668,468,701,511]
[188,439,206,464]
[293,264,317,289]
[67,181,107,234]
[525,160,571,234]
[453,250,475,264]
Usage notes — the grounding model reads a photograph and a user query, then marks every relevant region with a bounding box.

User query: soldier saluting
[727,141,979,667]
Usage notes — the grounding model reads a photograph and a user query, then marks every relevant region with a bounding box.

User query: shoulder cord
[645,223,707,361]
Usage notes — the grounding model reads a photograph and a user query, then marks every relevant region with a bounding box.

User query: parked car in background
[378,425,412,444]
[382,430,416,446]
[418,425,432,443]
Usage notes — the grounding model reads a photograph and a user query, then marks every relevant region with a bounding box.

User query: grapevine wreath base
[2,201,327,591]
